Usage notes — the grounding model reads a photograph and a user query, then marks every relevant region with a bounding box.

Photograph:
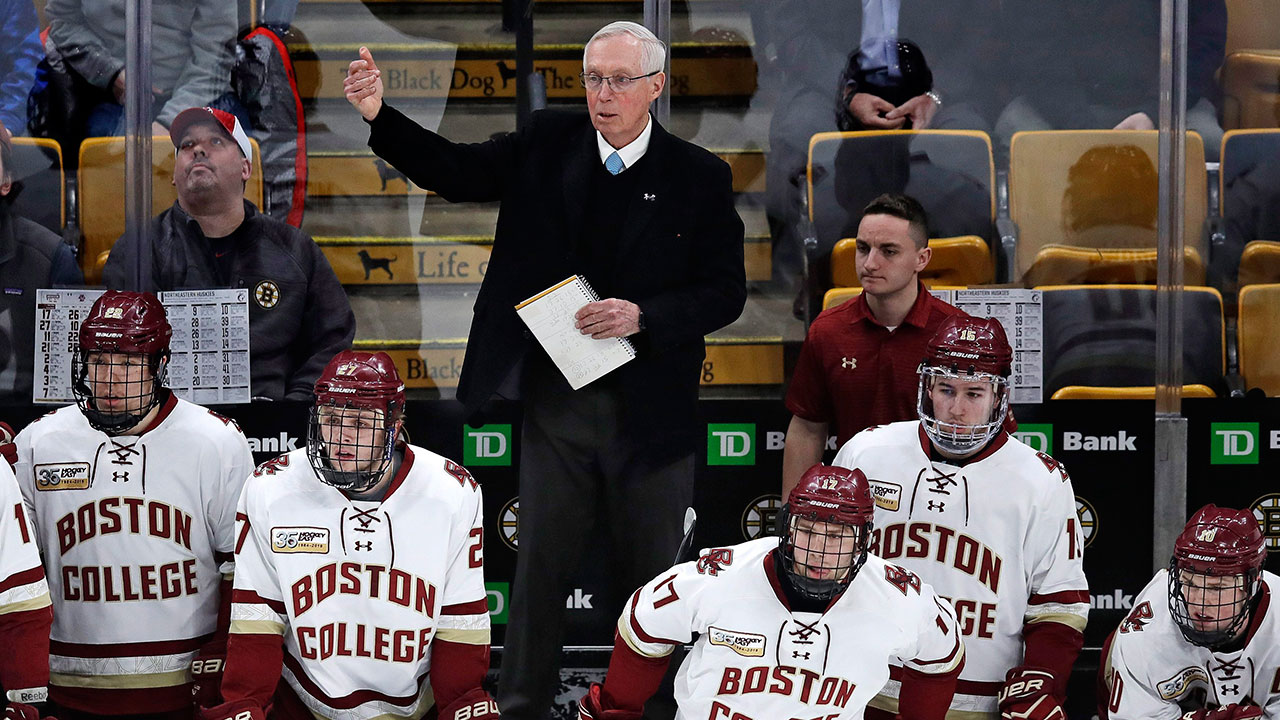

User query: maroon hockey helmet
[1168,504,1266,649]
[72,291,173,435]
[776,465,875,602]
[917,315,1013,457]
[307,350,406,493]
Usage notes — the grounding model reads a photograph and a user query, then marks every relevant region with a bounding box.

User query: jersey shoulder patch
[443,458,479,492]
[253,454,292,478]
[205,408,245,435]
[696,548,734,576]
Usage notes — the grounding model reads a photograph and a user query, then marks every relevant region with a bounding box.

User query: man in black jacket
[102,106,354,400]
[0,125,83,402]
[346,21,746,719]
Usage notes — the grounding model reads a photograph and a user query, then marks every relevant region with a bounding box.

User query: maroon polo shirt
[786,282,966,446]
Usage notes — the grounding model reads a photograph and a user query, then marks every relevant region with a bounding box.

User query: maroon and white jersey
[619,537,964,719]
[0,458,52,705]
[228,445,489,720]
[1101,570,1280,720]
[834,421,1089,716]
[12,393,252,713]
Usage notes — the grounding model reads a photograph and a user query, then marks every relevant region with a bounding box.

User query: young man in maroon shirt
[782,193,965,498]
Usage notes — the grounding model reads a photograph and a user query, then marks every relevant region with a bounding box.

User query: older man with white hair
[346,20,746,719]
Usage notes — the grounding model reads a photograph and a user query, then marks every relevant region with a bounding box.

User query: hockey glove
[0,422,16,468]
[578,683,642,720]
[998,667,1065,720]
[191,639,227,708]
[196,698,266,720]
[438,687,499,720]
[4,704,56,720]
[1182,704,1264,720]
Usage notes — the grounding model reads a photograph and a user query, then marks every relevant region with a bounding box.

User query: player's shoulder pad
[1004,434,1073,485]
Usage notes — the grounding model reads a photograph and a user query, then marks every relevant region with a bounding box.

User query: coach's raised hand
[345,46,384,121]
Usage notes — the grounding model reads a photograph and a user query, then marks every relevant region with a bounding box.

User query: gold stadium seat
[78,136,263,283]
[1023,246,1206,287]
[1009,131,1207,286]
[1237,283,1280,395]
[830,235,993,288]
[1238,241,1280,285]
[1221,51,1280,130]
[806,131,995,314]
[821,285,968,311]
[1050,385,1217,400]
[1225,0,1280,55]
[1036,285,1224,398]
[8,138,65,234]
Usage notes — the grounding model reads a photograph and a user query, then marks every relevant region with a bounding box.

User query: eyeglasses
[579,71,660,92]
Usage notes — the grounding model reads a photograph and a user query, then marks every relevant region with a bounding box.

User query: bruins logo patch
[254,280,280,309]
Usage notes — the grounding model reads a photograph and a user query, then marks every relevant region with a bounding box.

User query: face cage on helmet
[777,506,870,603]
[917,365,1010,456]
[306,403,398,494]
[1167,558,1260,650]
[71,349,169,435]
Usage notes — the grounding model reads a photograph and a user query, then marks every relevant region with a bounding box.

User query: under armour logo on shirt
[605,151,625,175]
[841,357,857,370]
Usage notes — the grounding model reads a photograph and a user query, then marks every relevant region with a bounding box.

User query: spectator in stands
[756,0,1001,290]
[43,0,245,138]
[996,0,1227,160]
[781,193,964,498]
[0,122,83,402]
[102,107,354,401]
[346,20,745,720]
[0,0,41,137]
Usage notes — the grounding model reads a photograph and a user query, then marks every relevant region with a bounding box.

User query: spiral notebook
[515,275,637,390]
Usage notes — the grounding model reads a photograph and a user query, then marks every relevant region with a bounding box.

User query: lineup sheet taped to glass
[930,288,1044,404]
[33,288,252,405]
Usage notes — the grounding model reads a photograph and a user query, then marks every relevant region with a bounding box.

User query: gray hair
[584,21,666,75]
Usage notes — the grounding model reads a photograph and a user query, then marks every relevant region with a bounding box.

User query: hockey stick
[674,507,697,564]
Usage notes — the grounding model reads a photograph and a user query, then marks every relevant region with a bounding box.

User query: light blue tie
[605,151,625,175]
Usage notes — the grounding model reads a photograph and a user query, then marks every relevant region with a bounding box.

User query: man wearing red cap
[200,350,498,720]
[102,107,354,401]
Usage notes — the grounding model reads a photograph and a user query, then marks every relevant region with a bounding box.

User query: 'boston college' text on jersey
[13,395,252,714]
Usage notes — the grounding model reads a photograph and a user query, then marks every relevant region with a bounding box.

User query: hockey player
[13,291,254,719]
[833,315,1089,720]
[0,455,53,720]
[1099,505,1277,720]
[578,464,965,720]
[199,351,498,720]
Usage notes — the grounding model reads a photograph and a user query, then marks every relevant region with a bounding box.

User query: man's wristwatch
[637,309,646,331]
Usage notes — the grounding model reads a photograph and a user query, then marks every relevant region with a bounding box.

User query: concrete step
[317,232,772,286]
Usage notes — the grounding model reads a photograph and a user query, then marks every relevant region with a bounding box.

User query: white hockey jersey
[1102,570,1280,720]
[833,421,1089,716]
[13,394,252,707]
[0,458,52,702]
[229,445,490,720]
[619,537,964,720]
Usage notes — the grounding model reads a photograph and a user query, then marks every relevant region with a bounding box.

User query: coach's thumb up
[345,46,385,121]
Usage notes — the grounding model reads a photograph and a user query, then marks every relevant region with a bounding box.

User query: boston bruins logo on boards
[741,494,783,540]
[254,280,281,309]
[498,497,520,549]
[1075,496,1098,548]
[1251,493,1280,552]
